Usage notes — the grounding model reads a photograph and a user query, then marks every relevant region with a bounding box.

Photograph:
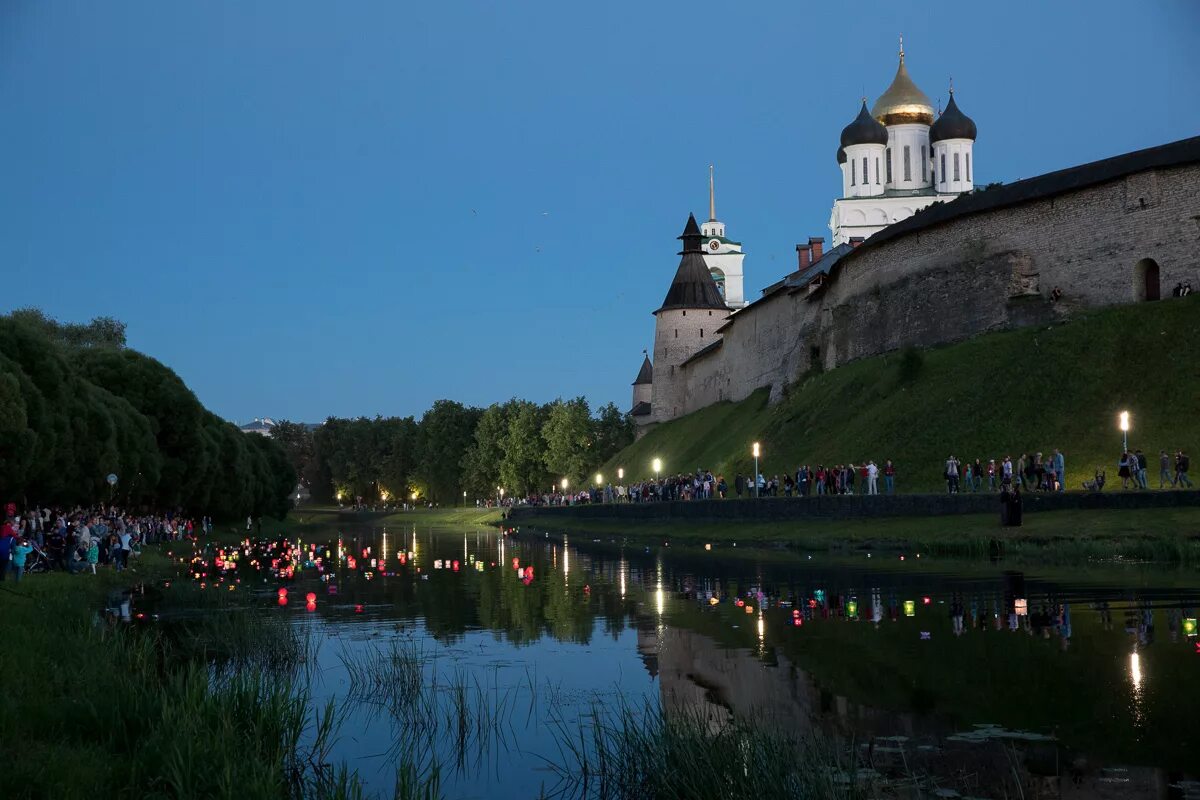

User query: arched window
[875,158,880,184]
[940,153,947,184]
[1135,258,1161,301]
[903,145,911,181]
[966,153,971,182]
[862,157,868,186]
[953,152,961,182]
[851,159,856,186]
[921,145,927,181]
[886,148,892,183]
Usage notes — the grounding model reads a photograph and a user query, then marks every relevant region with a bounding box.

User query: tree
[460,401,516,499]
[271,420,316,483]
[591,402,635,467]
[415,401,482,504]
[500,401,549,496]
[542,397,594,485]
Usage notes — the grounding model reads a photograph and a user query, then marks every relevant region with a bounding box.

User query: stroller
[24,544,53,574]
[1082,469,1106,492]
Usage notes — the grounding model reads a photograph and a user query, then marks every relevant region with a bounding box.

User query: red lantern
[305,600,316,612]
[305,592,316,602]
[277,587,288,598]
[355,604,364,613]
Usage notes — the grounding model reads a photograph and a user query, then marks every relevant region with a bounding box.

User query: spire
[708,165,716,221]
[657,213,726,313]
[632,353,654,385]
[899,33,904,61]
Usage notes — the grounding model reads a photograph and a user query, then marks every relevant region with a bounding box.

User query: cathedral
[631,42,977,432]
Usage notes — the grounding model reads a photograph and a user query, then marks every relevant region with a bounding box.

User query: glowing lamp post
[463,490,467,508]
[752,442,761,498]
[652,458,662,481]
[1119,410,1130,452]
[618,468,624,481]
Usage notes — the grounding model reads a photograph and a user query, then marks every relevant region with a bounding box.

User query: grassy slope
[605,296,1200,492]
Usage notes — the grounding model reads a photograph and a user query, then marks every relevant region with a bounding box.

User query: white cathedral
[631,42,978,430]
[830,40,978,244]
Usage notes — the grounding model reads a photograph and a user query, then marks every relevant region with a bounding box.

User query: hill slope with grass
[604,296,1200,493]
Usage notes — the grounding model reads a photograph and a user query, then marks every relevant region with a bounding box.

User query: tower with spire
[699,165,747,309]
[646,213,731,424]
[829,37,978,244]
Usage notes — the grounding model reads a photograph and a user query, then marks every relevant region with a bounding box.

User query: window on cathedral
[941,153,947,184]
[875,158,880,184]
[700,329,704,338]
[851,159,856,186]
[954,152,961,182]
[903,145,911,181]
[921,145,927,181]
[674,329,678,338]
[862,157,868,186]
[966,153,971,182]
[885,148,892,183]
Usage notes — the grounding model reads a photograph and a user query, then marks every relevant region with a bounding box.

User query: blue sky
[2,1,1197,424]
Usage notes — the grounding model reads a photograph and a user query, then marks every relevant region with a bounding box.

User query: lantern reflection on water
[903,600,916,617]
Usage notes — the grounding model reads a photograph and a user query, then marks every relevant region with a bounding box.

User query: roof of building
[841,100,889,148]
[678,339,723,368]
[632,355,653,385]
[929,91,977,143]
[630,401,652,417]
[837,146,846,164]
[872,50,934,126]
[656,214,729,313]
[714,243,854,334]
[864,135,1200,251]
[239,417,276,434]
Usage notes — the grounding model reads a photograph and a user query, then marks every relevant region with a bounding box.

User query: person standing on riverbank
[1135,450,1149,489]
[1053,450,1065,493]
[1159,450,1175,488]
[945,456,960,494]
[1177,451,1193,488]
[10,537,32,581]
[866,461,879,495]
[883,460,896,494]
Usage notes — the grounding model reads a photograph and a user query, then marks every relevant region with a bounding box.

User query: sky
[2,1,1198,424]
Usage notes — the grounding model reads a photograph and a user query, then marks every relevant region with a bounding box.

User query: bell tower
[699,165,747,309]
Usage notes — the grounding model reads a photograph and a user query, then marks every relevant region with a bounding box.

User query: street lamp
[463,490,467,508]
[652,458,662,480]
[752,442,761,498]
[618,467,624,481]
[1119,410,1130,452]
[561,478,568,491]
[595,473,603,486]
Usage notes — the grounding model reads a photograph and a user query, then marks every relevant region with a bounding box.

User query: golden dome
[871,50,934,127]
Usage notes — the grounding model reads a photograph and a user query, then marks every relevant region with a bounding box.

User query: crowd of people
[518,442,1192,509]
[0,504,211,582]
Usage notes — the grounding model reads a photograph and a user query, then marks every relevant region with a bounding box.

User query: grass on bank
[0,548,363,800]
[605,295,1200,493]
[511,505,1200,563]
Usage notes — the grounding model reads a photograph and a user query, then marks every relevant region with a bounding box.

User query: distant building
[239,417,277,436]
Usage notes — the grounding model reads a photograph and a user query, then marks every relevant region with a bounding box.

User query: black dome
[930,92,977,143]
[836,146,846,164]
[840,101,889,148]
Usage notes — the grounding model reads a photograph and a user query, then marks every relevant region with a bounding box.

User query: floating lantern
[709,597,719,606]
[745,605,754,614]
[922,596,932,606]
[355,604,364,613]
[792,609,800,617]
[278,596,288,607]
[1184,618,1198,637]
[452,560,459,572]
[704,543,711,551]
[305,592,316,602]
[305,600,316,612]
[847,600,858,617]
[1014,598,1028,616]
[277,587,288,598]
[903,600,916,617]
[793,617,802,627]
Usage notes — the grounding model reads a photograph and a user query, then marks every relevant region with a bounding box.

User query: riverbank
[506,504,1200,563]
[0,541,359,799]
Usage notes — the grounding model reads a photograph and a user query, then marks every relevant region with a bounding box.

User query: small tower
[872,37,935,192]
[699,165,747,309]
[652,214,730,422]
[630,352,654,433]
[930,84,977,194]
[840,100,889,198]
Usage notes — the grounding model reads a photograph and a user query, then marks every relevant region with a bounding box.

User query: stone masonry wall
[680,163,1200,412]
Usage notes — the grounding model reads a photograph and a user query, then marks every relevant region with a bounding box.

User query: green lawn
[509,505,1200,563]
[605,295,1200,493]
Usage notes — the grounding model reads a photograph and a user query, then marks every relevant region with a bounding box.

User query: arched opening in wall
[1134,258,1161,302]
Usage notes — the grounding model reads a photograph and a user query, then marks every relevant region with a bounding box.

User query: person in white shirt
[866,461,879,495]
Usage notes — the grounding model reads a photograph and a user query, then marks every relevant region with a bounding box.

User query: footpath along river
[166,521,1200,799]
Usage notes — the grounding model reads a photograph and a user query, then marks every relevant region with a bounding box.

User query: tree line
[0,310,295,518]
[274,398,634,505]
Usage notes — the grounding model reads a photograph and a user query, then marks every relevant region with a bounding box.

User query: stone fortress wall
[677,146,1200,415]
